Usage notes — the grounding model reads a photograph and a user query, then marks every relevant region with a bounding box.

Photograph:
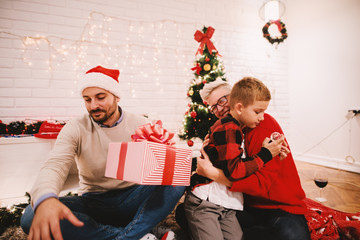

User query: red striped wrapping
[105,141,193,186]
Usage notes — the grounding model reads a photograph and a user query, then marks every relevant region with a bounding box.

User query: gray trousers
[184,192,243,240]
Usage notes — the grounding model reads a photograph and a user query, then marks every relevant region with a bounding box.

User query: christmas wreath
[262,20,288,45]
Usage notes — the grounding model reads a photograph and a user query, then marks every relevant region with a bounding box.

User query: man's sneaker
[152,226,171,238]
[160,230,175,240]
[140,233,159,240]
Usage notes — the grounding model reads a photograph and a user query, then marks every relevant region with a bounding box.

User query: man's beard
[90,108,115,124]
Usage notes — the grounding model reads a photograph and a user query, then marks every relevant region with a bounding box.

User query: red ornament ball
[270,132,282,141]
[190,111,197,118]
[205,57,210,62]
[187,140,194,147]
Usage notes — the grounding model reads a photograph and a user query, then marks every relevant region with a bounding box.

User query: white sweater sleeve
[30,120,79,207]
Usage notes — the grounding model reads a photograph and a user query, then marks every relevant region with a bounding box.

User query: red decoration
[190,111,197,118]
[194,26,219,55]
[304,198,360,240]
[187,140,194,147]
[131,120,175,145]
[205,57,210,62]
[191,63,202,75]
[262,19,288,45]
[34,121,64,139]
[202,80,207,84]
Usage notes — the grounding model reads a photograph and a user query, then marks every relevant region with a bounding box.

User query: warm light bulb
[265,0,279,21]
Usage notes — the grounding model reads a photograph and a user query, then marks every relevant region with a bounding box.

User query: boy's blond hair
[229,77,271,108]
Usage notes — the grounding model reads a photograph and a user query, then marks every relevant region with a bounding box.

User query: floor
[295,160,360,213]
[2,160,360,240]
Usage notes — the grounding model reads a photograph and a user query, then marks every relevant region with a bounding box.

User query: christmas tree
[179,26,228,147]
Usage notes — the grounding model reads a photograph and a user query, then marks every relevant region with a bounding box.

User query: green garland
[0,192,78,235]
[0,193,30,235]
[0,120,65,136]
[262,20,288,45]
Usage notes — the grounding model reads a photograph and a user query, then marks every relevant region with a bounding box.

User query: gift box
[105,141,193,186]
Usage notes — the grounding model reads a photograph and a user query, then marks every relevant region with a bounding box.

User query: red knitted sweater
[230,113,307,215]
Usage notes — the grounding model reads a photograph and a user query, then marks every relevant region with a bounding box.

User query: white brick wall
[0,0,288,134]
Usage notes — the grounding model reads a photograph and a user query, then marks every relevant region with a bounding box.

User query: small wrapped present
[105,121,192,186]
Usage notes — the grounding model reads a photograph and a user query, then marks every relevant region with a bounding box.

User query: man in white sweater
[21,66,185,240]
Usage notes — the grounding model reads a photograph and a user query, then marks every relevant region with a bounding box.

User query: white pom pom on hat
[79,65,122,98]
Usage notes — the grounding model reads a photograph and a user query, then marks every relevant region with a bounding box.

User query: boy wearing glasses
[183,77,285,240]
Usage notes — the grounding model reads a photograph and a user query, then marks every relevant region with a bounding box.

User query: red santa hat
[79,65,121,98]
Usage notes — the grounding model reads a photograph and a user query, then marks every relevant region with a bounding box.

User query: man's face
[238,100,269,129]
[207,86,231,118]
[82,87,119,126]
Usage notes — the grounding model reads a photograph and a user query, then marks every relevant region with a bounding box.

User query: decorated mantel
[0,120,79,207]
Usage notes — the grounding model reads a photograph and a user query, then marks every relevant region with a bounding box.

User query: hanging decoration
[262,19,288,45]
[259,0,288,45]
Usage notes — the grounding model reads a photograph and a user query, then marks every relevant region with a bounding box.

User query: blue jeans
[236,207,310,240]
[21,185,185,240]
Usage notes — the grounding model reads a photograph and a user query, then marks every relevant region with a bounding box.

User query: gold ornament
[212,65,217,70]
[189,89,194,96]
[203,64,211,71]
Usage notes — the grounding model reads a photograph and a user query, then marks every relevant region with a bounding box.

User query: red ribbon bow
[191,62,202,75]
[270,20,282,31]
[194,26,219,56]
[131,120,175,145]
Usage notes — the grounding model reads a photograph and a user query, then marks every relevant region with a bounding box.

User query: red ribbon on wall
[271,19,282,31]
[194,26,219,55]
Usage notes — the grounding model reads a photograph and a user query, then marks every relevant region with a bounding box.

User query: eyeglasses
[209,94,229,114]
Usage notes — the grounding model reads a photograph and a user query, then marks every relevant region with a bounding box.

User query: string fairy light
[0,11,200,98]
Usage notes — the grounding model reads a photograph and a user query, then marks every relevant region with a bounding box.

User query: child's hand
[202,134,210,149]
[262,135,286,158]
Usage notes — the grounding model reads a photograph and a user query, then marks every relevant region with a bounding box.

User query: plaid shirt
[205,113,272,182]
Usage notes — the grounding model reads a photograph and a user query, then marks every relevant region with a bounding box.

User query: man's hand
[196,149,232,187]
[196,149,214,178]
[279,143,290,160]
[28,198,84,240]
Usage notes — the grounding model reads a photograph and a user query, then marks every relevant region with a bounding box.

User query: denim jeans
[236,207,311,240]
[21,185,185,240]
